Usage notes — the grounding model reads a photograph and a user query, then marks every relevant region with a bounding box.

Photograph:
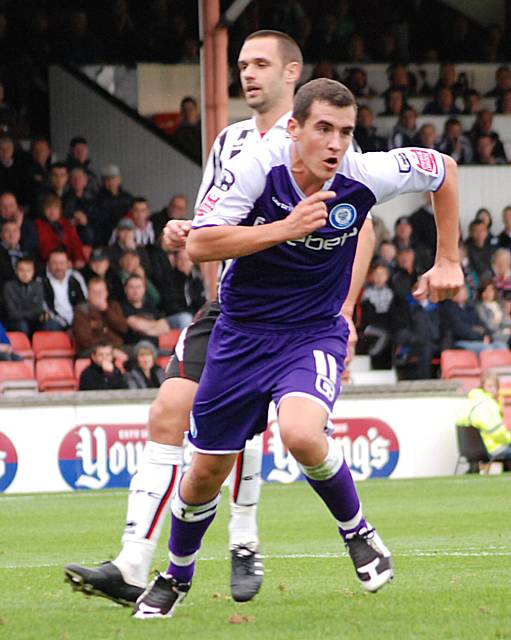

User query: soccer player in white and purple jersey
[134,78,463,619]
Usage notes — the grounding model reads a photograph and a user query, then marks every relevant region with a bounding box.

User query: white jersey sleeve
[192,150,268,228]
[352,147,446,204]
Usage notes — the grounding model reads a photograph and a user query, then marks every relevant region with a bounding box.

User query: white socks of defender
[228,434,263,550]
[113,441,183,587]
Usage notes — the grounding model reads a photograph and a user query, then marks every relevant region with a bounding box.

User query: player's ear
[288,117,301,141]
[285,61,302,85]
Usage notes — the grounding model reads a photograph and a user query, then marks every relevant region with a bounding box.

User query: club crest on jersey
[329,203,357,230]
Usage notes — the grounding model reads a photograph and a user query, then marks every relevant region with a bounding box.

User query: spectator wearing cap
[0,191,38,253]
[107,217,151,276]
[151,193,189,239]
[125,340,164,389]
[72,276,128,357]
[94,164,133,246]
[62,166,95,246]
[79,341,128,391]
[80,247,124,301]
[35,194,87,268]
[0,134,29,205]
[66,136,99,193]
[173,96,202,163]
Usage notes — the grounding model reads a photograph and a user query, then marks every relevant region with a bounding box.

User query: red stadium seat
[440,350,481,379]
[74,358,91,384]
[32,331,76,359]
[36,358,77,392]
[479,349,511,374]
[152,112,181,136]
[0,360,38,394]
[6,332,34,359]
[157,355,170,370]
[159,329,181,353]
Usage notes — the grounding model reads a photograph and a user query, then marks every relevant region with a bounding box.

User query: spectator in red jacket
[35,194,86,268]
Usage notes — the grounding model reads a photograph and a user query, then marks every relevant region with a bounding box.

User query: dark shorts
[189,314,349,453]
[165,300,221,383]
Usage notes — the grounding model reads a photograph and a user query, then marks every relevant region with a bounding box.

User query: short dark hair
[180,96,197,109]
[292,78,356,125]
[132,196,148,207]
[16,256,35,268]
[50,161,68,172]
[244,30,303,66]
[88,276,107,288]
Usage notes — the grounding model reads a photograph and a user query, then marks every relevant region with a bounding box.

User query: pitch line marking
[3,549,511,569]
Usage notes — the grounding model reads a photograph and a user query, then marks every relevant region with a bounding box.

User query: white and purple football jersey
[194,112,291,209]
[193,144,446,327]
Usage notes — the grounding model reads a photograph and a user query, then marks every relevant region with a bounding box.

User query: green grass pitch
[1,476,510,640]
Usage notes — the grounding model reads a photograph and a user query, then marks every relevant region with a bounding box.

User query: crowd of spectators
[0,131,206,388]
[356,203,511,379]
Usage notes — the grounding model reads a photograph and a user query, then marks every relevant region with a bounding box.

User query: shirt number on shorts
[313,350,337,402]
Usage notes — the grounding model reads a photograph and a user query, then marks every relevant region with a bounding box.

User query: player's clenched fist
[163,219,193,250]
[284,190,335,240]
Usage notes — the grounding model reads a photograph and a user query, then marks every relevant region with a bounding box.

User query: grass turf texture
[1,476,510,640]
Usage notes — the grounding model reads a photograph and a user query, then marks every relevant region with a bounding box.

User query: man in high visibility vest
[456,371,511,462]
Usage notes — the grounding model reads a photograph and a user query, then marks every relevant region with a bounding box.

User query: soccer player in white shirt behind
[65,31,375,607]
[134,78,463,619]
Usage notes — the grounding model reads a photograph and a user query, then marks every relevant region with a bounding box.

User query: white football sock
[228,435,262,549]
[113,441,183,586]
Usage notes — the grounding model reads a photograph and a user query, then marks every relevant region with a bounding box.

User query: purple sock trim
[305,460,363,529]
[167,509,217,583]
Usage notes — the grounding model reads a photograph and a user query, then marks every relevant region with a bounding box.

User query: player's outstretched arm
[413,155,464,302]
[187,190,335,263]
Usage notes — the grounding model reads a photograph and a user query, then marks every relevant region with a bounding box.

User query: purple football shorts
[189,314,348,453]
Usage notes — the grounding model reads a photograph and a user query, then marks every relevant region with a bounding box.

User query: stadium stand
[6,332,34,360]
[35,357,77,392]
[0,359,37,395]
[440,349,482,381]
[32,331,76,359]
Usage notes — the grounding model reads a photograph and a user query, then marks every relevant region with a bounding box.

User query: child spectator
[3,257,52,336]
[79,341,128,391]
[125,340,164,389]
